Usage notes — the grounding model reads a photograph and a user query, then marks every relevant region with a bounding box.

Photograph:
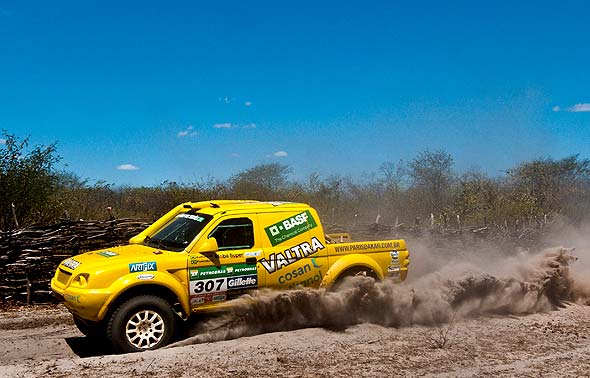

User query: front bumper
[50,277,111,322]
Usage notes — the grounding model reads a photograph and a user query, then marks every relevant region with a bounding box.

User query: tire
[73,316,105,339]
[106,295,177,353]
[331,267,377,292]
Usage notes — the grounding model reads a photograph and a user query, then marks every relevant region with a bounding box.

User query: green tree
[229,163,292,199]
[408,149,455,211]
[507,155,590,218]
[0,133,61,229]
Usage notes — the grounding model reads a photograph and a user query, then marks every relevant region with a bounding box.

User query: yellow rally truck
[51,201,410,353]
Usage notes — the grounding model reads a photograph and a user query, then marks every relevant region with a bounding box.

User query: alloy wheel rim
[125,310,165,349]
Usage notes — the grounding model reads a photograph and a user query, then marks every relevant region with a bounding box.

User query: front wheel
[73,316,105,339]
[106,295,177,353]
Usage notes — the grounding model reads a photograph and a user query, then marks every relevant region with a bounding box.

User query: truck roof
[185,200,311,215]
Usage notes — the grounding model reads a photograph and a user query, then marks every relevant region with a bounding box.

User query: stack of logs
[0,219,151,303]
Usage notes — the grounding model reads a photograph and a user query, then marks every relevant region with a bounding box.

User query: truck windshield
[144,212,213,252]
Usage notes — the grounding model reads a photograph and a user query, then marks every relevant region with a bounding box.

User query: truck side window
[209,218,254,250]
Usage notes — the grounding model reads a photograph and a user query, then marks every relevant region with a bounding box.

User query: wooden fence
[0,219,150,303]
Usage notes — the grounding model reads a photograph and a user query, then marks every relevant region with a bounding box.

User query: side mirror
[198,238,219,254]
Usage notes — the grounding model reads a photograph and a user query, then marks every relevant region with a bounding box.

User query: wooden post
[26,274,32,305]
[11,203,18,228]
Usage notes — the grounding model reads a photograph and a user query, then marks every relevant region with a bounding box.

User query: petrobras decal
[227,275,258,290]
[264,210,318,246]
[129,261,157,273]
[97,250,118,258]
[189,263,257,281]
[62,258,81,270]
[259,237,325,274]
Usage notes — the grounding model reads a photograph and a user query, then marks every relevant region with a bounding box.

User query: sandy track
[1,304,589,377]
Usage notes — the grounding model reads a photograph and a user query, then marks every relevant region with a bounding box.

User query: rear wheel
[106,295,177,353]
[331,267,377,292]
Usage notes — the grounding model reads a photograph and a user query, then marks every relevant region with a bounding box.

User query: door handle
[245,257,257,264]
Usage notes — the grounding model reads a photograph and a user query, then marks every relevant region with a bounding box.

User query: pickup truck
[51,200,410,353]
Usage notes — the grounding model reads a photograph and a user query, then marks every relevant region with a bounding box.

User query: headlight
[72,273,90,287]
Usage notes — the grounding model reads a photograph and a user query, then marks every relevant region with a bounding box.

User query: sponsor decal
[178,214,206,222]
[189,263,258,307]
[227,275,258,290]
[62,258,81,270]
[64,293,81,303]
[137,274,155,280]
[129,261,157,273]
[97,250,118,258]
[333,241,398,253]
[244,250,262,258]
[259,237,325,274]
[264,210,318,246]
[311,258,322,268]
[278,263,323,288]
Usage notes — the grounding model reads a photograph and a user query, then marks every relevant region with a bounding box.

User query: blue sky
[0,1,588,186]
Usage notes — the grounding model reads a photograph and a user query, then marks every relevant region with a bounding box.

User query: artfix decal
[259,237,325,274]
[189,263,258,307]
[129,261,157,273]
[264,210,318,246]
[97,250,118,258]
[62,258,81,270]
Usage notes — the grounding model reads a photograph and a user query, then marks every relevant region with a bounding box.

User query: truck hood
[59,244,165,273]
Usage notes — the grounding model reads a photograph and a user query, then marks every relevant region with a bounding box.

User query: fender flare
[97,271,189,321]
[320,254,384,288]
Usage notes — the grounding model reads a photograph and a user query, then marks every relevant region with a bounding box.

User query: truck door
[257,210,328,290]
[188,215,263,308]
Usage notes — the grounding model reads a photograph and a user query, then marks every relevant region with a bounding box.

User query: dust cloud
[170,224,590,348]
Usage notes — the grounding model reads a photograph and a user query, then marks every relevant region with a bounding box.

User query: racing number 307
[193,278,224,293]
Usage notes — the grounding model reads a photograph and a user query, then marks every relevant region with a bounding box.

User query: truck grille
[57,268,72,285]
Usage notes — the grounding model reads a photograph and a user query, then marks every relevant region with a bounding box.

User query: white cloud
[552,103,590,112]
[213,123,234,129]
[568,103,590,112]
[244,101,252,107]
[273,151,288,157]
[177,125,197,137]
[0,138,6,145]
[231,153,240,158]
[116,164,140,171]
[219,96,231,104]
[242,123,257,129]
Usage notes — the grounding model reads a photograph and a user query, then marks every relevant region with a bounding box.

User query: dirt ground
[1,303,589,378]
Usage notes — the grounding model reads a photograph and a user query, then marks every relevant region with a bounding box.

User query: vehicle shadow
[65,337,112,358]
